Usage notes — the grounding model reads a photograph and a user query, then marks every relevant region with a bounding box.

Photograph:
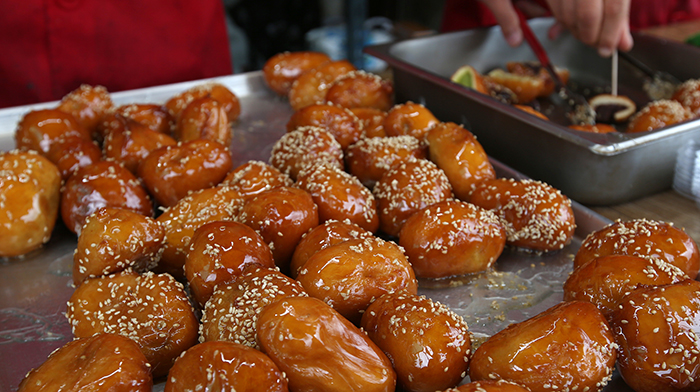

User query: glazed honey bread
[289,219,373,279]
[103,119,176,173]
[269,125,344,181]
[256,296,396,392]
[296,236,417,324]
[164,341,289,392]
[155,186,244,280]
[61,160,154,235]
[0,150,61,258]
[73,207,164,286]
[175,96,231,145]
[324,70,394,112]
[165,82,240,124]
[399,200,506,278]
[470,178,576,252]
[262,51,331,96]
[18,334,152,392]
[469,301,617,392]
[361,291,472,392]
[199,266,307,349]
[66,271,199,379]
[286,103,364,150]
[373,156,453,237]
[563,254,688,320]
[288,59,357,110]
[220,160,293,199]
[184,220,275,307]
[574,218,700,279]
[56,84,115,135]
[344,134,426,189]
[610,280,700,392]
[383,102,439,140]
[137,139,233,208]
[295,162,379,232]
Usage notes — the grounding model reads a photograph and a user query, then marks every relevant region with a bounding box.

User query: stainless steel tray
[0,71,623,391]
[365,18,700,206]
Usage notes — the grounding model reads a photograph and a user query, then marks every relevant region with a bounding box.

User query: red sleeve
[0,0,232,108]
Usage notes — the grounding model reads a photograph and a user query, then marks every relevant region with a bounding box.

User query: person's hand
[480,0,634,57]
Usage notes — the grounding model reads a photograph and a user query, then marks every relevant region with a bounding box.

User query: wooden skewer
[612,49,618,96]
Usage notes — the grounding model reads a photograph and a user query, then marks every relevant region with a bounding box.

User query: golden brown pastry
[73,207,164,286]
[155,186,244,280]
[425,121,496,200]
[574,218,700,279]
[383,102,439,140]
[289,219,373,279]
[66,271,199,378]
[469,301,617,392]
[324,70,394,111]
[199,266,307,349]
[296,236,417,324]
[269,125,343,181]
[18,333,152,392]
[563,254,688,320]
[286,103,364,150]
[256,296,396,392]
[399,200,506,278]
[238,186,319,273]
[361,291,471,392]
[220,160,293,200]
[295,162,379,233]
[627,99,691,133]
[164,341,288,392]
[262,51,331,96]
[345,135,426,189]
[469,178,576,252]
[0,150,61,257]
[288,59,356,110]
[61,160,153,235]
[165,82,240,124]
[137,139,232,207]
[373,156,453,237]
[184,220,275,307]
[610,279,700,392]
[56,84,114,135]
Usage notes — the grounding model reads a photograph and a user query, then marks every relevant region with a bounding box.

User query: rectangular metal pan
[365,18,700,205]
[0,71,621,391]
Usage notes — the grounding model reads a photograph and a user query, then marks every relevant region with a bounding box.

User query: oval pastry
[18,333,152,392]
[425,122,496,200]
[289,219,373,279]
[469,178,576,252]
[610,279,700,392]
[295,162,379,233]
[399,200,506,278]
[165,341,288,392]
[0,150,61,257]
[361,292,471,392]
[256,296,396,392]
[373,156,453,237]
[574,218,700,279]
[66,271,199,378]
[297,236,418,324]
[184,220,275,307]
[199,266,307,349]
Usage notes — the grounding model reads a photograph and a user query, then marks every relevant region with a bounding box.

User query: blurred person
[441,0,700,56]
[0,0,232,109]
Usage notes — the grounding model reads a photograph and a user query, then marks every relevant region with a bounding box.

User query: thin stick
[612,49,619,96]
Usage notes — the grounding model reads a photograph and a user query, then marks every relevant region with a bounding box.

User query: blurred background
[222,0,447,74]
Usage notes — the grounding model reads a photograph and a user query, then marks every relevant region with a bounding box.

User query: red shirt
[0,0,232,108]
[441,0,700,32]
